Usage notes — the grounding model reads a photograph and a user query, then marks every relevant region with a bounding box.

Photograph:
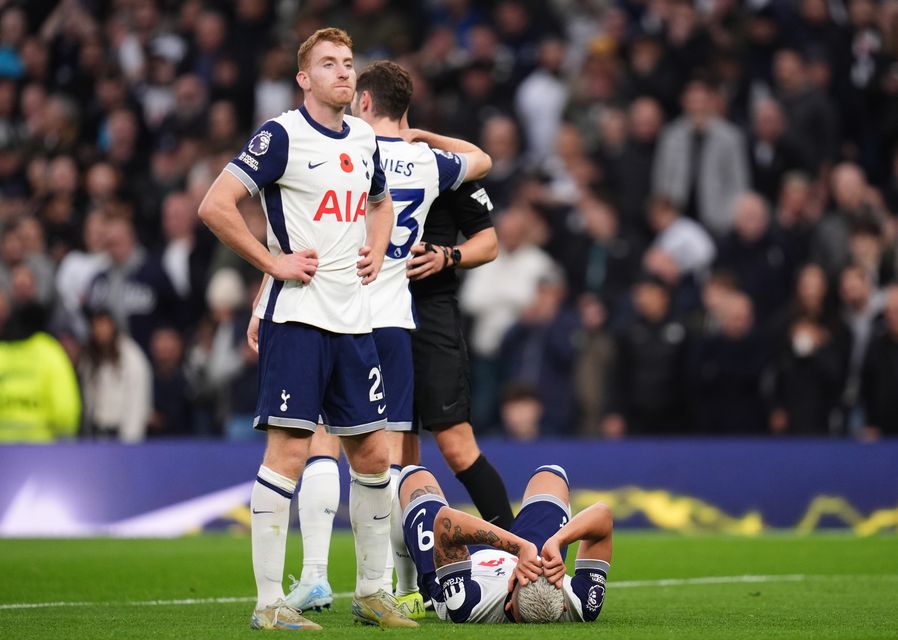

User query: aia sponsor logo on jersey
[313,190,367,222]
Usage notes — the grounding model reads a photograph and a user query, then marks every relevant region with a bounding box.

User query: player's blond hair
[517,576,564,623]
[297,27,353,71]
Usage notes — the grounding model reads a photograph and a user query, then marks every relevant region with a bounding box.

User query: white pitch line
[0,575,826,611]
[615,574,808,588]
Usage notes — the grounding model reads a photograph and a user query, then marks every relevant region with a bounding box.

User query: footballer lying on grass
[397,463,612,623]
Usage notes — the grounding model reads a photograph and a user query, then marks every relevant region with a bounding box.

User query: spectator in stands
[186,268,250,436]
[838,263,885,434]
[603,273,690,436]
[652,76,749,237]
[253,45,295,126]
[773,49,839,176]
[612,97,664,239]
[641,244,704,320]
[841,0,886,180]
[103,108,145,182]
[772,172,823,272]
[185,8,229,86]
[84,162,123,210]
[499,266,580,436]
[558,195,644,311]
[748,97,812,204]
[160,191,213,322]
[622,35,678,115]
[647,195,716,281]
[543,122,595,207]
[80,308,152,443]
[494,0,559,81]
[158,74,208,142]
[38,155,82,258]
[515,37,568,163]
[461,204,557,428]
[847,216,893,286]
[85,215,182,354]
[479,115,524,211]
[715,192,791,323]
[0,6,27,80]
[148,326,193,438]
[11,217,55,302]
[0,294,80,443]
[54,210,109,339]
[497,382,543,442]
[223,278,262,442]
[445,59,509,144]
[811,163,884,279]
[860,284,898,439]
[664,0,713,93]
[769,264,851,435]
[206,100,241,151]
[564,42,621,155]
[691,292,767,434]
[574,294,615,437]
[0,219,54,306]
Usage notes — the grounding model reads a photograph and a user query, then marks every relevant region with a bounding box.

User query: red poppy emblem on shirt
[340,153,354,172]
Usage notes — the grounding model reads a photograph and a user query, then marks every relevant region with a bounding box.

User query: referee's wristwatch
[449,246,462,267]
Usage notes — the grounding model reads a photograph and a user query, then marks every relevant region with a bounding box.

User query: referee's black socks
[456,454,514,530]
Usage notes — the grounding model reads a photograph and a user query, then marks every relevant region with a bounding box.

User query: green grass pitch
[1,532,897,639]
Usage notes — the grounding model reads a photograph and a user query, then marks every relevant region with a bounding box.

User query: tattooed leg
[398,467,445,511]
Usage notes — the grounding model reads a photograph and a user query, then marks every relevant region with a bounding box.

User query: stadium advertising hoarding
[0,439,895,537]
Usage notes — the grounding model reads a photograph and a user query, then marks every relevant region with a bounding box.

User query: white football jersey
[435,549,518,623]
[367,137,466,329]
[226,105,388,334]
[435,550,607,624]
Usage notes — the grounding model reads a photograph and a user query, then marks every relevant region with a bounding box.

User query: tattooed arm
[433,505,542,587]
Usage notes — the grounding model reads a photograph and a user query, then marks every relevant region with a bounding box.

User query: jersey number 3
[387,188,425,259]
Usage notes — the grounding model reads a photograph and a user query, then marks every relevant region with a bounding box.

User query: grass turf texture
[1,533,897,639]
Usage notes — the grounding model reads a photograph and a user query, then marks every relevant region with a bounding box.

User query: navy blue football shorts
[253,319,387,436]
[373,327,414,432]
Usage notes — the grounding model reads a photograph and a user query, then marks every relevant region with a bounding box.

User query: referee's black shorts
[411,294,471,431]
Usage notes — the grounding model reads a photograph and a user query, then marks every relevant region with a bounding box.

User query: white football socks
[251,465,296,608]
[391,465,419,596]
[349,466,391,597]
[297,456,339,585]
[380,466,401,593]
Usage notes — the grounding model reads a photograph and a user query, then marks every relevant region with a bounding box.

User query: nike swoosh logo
[442,401,458,412]
[373,514,390,520]
[308,161,327,169]
[252,509,274,514]
[377,404,386,415]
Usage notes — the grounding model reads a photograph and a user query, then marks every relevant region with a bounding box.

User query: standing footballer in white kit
[198,28,419,631]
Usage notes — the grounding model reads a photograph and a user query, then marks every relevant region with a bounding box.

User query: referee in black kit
[404,181,515,529]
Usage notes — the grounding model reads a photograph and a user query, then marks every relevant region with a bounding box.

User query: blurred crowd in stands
[1,0,898,442]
